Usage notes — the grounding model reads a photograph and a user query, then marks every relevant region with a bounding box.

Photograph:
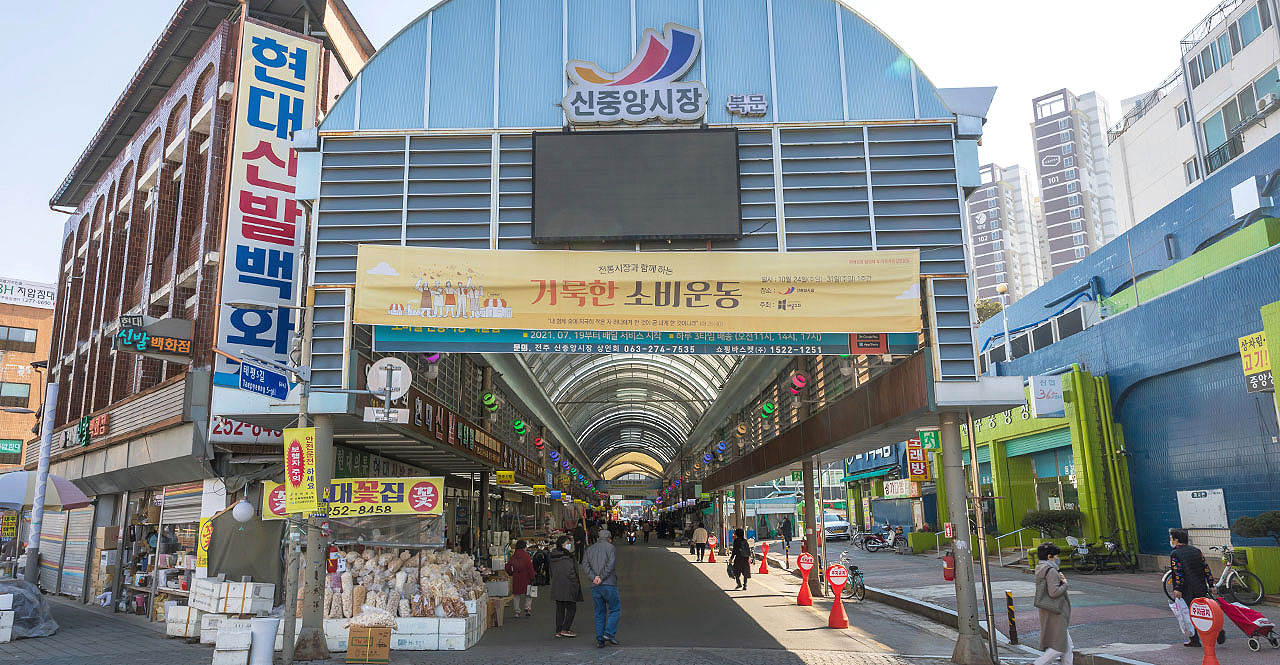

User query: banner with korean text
[213,19,320,390]
[262,477,446,519]
[283,427,318,514]
[354,246,921,334]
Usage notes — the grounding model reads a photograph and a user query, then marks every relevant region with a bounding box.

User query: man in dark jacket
[1169,528,1223,647]
[549,535,583,638]
[572,520,588,563]
[780,516,794,550]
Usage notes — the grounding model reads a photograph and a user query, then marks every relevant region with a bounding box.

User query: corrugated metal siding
[701,0,772,125]
[771,0,843,123]
[840,11,915,120]
[429,0,496,128]
[635,0,703,77]
[48,378,188,459]
[568,0,632,75]
[496,134,533,249]
[498,0,563,128]
[37,510,67,592]
[310,287,352,389]
[58,507,93,598]
[778,127,870,249]
[1005,427,1072,457]
[915,70,952,118]
[407,135,493,246]
[359,18,428,130]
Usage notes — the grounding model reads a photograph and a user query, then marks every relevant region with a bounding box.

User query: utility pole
[295,413,335,660]
[940,411,994,665]
[23,383,58,583]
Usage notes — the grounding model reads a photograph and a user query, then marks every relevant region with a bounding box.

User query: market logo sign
[563,23,707,124]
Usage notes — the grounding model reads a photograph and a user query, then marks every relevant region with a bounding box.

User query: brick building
[0,279,55,470]
[33,0,371,600]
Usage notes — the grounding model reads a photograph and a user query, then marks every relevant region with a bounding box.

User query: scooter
[863,524,901,552]
[626,529,637,544]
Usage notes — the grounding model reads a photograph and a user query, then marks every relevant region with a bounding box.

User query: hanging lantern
[482,392,499,412]
[674,479,680,486]
[703,453,713,463]
[422,353,441,364]
[549,450,559,461]
[561,460,570,469]
[512,419,527,436]
[716,440,727,454]
[790,373,808,395]
[761,402,776,419]
[534,437,545,450]
[570,467,577,476]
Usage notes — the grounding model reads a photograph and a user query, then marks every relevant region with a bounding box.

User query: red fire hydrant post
[942,551,955,582]
[759,541,770,574]
[796,553,815,606]
[826,564,849,628]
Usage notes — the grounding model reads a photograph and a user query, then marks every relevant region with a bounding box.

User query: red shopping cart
[1218,599,1278,651]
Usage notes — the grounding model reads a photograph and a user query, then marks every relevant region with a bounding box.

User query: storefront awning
[839,468,892,483]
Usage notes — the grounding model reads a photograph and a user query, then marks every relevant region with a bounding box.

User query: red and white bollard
[826,564,849,628]
[796,553,815,606]
[758,541,770,574]
[707,534,718,563]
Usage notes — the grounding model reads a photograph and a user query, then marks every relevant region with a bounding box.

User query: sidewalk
[755,539,1280,665]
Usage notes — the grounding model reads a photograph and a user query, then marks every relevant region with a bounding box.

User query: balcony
[1205,134,1244,174]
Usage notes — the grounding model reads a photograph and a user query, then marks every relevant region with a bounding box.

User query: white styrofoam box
[394,617,439,634]
[391,633,439,650]
[0,594,13,610]
[273,630,301,651]
[438,617,466,635]
[464,600,477,615]
[200,629,219,645]
[484,580,510,597]
[439,634,466,651]
[165,606,204,637]
[323,618,349,637]
[202,613,229,631]
[215,618,254,650]
[0,624,11,644]
[211,649,250,665]
[0,611,13,630]
[325,634,349,652]
[220,582,273,615]
[466,614,479,634]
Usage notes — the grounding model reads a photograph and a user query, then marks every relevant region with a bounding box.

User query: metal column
[940,411,993,664]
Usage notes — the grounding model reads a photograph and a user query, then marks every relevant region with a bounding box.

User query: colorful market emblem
[564,23,707,124]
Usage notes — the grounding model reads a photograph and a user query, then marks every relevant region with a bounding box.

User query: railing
[1206,134,1244,174]
[993,527,1034,567]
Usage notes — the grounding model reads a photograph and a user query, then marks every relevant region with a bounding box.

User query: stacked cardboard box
[346,626,391,664]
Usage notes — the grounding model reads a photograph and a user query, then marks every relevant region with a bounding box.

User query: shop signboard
[917,429,941,450]
[905,438,931,482]
[283,427,318,514]
[196,517,212,569]
[238,360,290,401]
[1238,331,1273,393]
[374,326,854,356]
[861,496,872,529]
[354,246,922,335]
[496,471,515,485]
[0,278,55,309]
[262,476,445,519]
[532,485,547,496]
[1030,375,1066,418]
[549,490,562,501]
[213,19,320,392]
[563,23,707,125]
[1,512,16,539]
[881,479,920,499]
[114,315,194,364]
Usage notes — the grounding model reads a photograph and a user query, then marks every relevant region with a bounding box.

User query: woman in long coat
[549,535,583,638]
[1033,542,1072,665]
[730,528,752,590]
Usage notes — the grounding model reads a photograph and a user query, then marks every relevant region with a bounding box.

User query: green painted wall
[1262,301,1280,418]
[1104,218,1280,314]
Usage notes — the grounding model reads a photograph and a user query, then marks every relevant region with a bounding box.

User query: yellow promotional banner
[263,477,446,519]
[1239,331,1273,392]
[532,485,547,496]
[354,246,921,334]
[196,518,212,569]
[0,512,16,538]
[496,470,515,485]
[283,427,318,514]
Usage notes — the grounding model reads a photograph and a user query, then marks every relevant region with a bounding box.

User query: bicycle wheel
[1226,570,1266,606]
[852,577,866,601]
[1162,571,1175,602]
[842,579,855,599]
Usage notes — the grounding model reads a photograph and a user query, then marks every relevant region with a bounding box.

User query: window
[993,250,1004,261]
[1185,158,1201,184]
[991,230,1003,241]
[1060,131,1071,142]
[1262,0,1274,30]
[1073,234,1086,245]
[1074,247,1088,259]
[993,262,1005,273]
[1199,46,1218,80]
[0,440,20,466]
[1256,67,1280,101]
[1066,168,1078,179]
[1070,207,1082,219]
[988,198,998,209]
[1176,101,1191,127]
[0,327,37,353]
[1203,110,1228,149]
[1241,6,1263,46]
[1191,58,1203,88]
[1066,182,1079,193]
[1062,143,1074,155]
[0,383,30,408]
[1071,221,1083,232]
[1067,194,1080,205]
[1218,32,1234,65]
[1063,156,1075,167]
[1058,118,1070,130]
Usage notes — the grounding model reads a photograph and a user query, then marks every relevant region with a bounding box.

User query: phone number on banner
[261,477,444,519]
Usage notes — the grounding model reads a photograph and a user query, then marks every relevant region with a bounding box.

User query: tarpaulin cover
[0,579,59,638]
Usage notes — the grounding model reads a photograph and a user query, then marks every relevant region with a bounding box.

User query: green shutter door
[1004,427,1072,457]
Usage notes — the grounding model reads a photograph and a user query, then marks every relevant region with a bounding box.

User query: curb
[761,553,1156,665]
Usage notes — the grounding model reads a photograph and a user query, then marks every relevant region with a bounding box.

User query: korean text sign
[283,426,318,514]
[1238,331,1273,393]
[905,438,931,482]
[215,20,320,387]
[263,477,446,518]
[354,246,922,334]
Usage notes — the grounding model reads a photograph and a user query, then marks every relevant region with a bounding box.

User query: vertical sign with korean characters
[906,438,931,482]
[214,20,320,391]
[283,427,318,514]
[1238,331,1273,393]
[1030,375,1066,418]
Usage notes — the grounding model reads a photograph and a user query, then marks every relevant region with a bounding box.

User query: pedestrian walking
[730,528,752,590]
[1033,543,1073,665]
[686,524,696,554]
[692,523,709,562]
[1169,528,1224,647]
[584,528,621,648]
[573,519,588,564]
[549,535,582,638]
[780,516,793,551]
[643,521,651,543]
[505,540,536,619]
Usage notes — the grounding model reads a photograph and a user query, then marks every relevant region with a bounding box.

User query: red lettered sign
[707,534,719,548]
[287,439,305,487]
[409,481,440,513]
[827,563,849,587]
[797,552,815,572]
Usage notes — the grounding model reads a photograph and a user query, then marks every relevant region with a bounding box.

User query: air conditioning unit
[1257,92,1279,114]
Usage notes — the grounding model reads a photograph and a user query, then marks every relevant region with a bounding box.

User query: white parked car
[823,512,851,540]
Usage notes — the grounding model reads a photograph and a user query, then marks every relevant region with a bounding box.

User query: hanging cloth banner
[354,246,921,334]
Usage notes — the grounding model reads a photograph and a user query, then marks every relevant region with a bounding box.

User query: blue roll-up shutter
[1004,427,1073,458]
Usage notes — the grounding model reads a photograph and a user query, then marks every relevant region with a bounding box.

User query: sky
[0,0,1214,285]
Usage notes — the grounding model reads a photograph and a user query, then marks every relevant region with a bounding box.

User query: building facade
[0,279,55,471]
[977,129,1280,578]
[1030,89,1127,277]
[965,163,1044,302]
[1109,0,1280,226]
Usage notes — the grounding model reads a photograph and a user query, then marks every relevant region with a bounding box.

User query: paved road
[4,540,1034,665]
[756,537,1280,665]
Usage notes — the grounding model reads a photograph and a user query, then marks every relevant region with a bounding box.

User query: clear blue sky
[1,1,1209,285]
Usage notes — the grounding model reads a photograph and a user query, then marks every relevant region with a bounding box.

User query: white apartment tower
[1030,89,1128,277]
[1109,0,1280,224]
[965,164,1044,302]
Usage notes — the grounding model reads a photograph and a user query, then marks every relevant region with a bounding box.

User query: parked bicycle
[1161,544,1265,606]
[1068,529,1137,574]
[830,550,866,601]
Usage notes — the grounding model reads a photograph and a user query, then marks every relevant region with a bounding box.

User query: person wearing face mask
[1169,528,1223,647]
[549,535,582,638]
[1033,543,1073,665]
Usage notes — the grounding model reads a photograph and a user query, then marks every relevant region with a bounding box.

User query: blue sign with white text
[238,361,291,401]
[373,326,861,356]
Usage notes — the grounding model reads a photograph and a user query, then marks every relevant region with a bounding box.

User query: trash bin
[250,616,280,665]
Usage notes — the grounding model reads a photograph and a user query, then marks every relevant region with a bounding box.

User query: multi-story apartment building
[1030,89,1127,276]
[0,279,55,471]
[1109,0,1280,225]
[965,164,1044,302]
